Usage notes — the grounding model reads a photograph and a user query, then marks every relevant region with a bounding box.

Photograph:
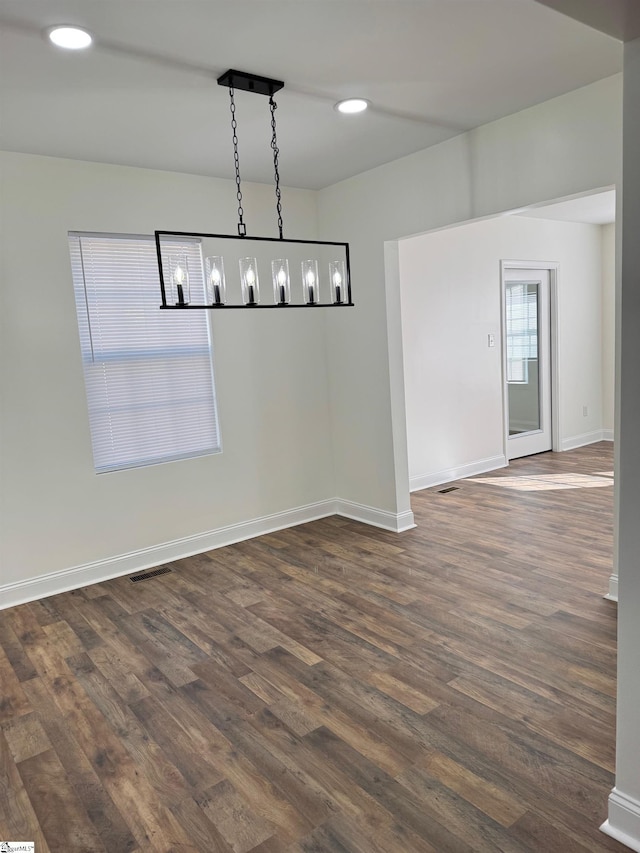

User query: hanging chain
[269,95,284,240]
[229,86,246,237]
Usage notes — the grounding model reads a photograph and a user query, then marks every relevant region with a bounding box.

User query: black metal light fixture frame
[156,69,354,311]
[156,231,351,309]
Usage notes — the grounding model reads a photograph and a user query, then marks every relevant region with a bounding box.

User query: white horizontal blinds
[506,282,538,384]
[69,234,220,472]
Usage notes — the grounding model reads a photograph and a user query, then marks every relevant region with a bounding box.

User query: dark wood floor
[0,443,625,852]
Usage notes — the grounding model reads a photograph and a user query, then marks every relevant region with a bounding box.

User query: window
[505,282,538,384]
[69,233,221,473]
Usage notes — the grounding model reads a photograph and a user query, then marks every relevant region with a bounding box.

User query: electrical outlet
[488,333,495,348]
[583,405,589,417]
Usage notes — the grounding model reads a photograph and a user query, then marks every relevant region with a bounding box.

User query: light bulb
[246,267,256,286]
[174,265,186,284]
[210,267,221,285]
[335,98,369,114]
[332,270,342,287]
[48,26,93,49]
[277,268,287,287]
[305,270,316,288]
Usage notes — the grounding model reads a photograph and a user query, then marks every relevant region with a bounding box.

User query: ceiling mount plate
[217,69,284,97]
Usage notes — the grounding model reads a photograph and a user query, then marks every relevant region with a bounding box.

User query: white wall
[317,75,622,517]
[399,215,606,489]
[602,37,640,853]
[0,152,334,595]
[602,222,616,434]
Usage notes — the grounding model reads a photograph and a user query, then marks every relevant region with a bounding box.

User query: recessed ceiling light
[335,98,369,115]
[48,26,93,50]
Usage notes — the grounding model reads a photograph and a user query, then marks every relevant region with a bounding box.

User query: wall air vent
[129,566,173,583]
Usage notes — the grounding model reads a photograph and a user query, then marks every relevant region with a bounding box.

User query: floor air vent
[438,486,459,494]
[129,566,173,583]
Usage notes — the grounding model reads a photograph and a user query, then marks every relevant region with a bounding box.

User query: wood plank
[27,661,196,850]
[21,676,138,853]
[249,652,413,775]
[170,795,236,853]
[304,725,477,853]
[1,712,52,763]
[0,729,52,853]
[366,669,440,714]
[37,591,104,651]
[0,617,38,681]
[88,643,151,705]
[0,642,32,721]
[394,763,533,853]
[196,779,275,853]
[181,681,335,829]
[161,691,313,844]
[130,694,227,790]
[42,619,87,658]
[414,750,527,828]
[18,748,107,852]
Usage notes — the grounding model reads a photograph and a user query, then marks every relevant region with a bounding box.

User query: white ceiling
[0,1,623,189]
[517,189,616,224]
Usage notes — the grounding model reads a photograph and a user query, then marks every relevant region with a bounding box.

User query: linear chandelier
[156,70,353,310]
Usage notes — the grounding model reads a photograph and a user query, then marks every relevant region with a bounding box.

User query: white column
[601,36,640,853]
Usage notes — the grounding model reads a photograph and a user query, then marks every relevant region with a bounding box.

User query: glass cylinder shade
[302,259,319,305]
[205,256,226,305]
[271,259,291,305]
[240,257,260,305]
[168,254,190,305]
[329,260,346,304]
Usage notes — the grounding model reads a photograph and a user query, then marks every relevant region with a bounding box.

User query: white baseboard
[561,429,609,451]
[601,788,640,852]
[410,455,507,493]
[605,573,619,602]
[0,498,416,610]
[336,499,416,532]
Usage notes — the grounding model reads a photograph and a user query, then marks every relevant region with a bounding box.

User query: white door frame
[500,260,561,461]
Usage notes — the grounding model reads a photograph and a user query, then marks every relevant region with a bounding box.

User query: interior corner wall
[317,75,621,515]
[398,215,606,488]
[0,151,332,596]
[602,222,616,434]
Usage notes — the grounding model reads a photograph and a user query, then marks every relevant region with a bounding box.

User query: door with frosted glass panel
[504,269,552,459]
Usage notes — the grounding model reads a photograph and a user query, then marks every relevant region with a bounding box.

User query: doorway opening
[397,186,615,492]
